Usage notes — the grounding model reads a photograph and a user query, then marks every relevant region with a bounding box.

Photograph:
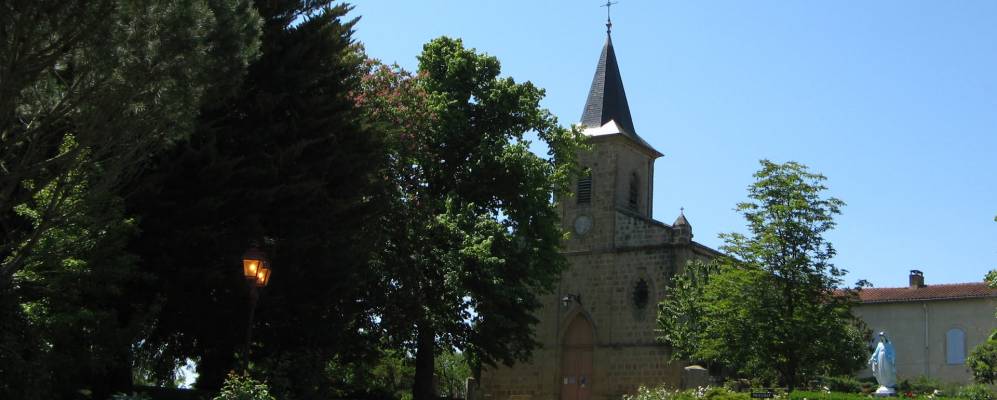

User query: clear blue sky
[351,1,997,288]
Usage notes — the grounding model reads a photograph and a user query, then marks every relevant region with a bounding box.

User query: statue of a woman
[868,331,897,395]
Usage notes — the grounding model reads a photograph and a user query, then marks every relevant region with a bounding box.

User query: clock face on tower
[573,215,593,236]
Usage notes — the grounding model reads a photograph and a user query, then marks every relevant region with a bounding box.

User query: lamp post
[561,293,581,309]
[241,244,271,370]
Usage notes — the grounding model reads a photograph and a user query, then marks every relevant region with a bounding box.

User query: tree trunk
[785,360,798,392]
[92,359,134,400]
[413,323,437,400]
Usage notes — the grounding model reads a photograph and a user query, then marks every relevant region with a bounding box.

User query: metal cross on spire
[602,0,619,34]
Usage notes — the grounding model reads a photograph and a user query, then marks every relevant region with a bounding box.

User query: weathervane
[602,0,619,34]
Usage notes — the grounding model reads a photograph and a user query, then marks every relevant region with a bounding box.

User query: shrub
[957,384,994,400]
[111,393,152,400]
[213,372,277,400]
[896,376,943,395]
[789,391,871,400]
[967,339,997,384]
[859,382,875,395]
[624,386,690,400]
[702,387,750,400]
[723,379,751,392]
[818,376,862,393]
[624,386,749,400]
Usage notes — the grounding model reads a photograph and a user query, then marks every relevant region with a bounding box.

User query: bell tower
[479,8,724,400]
[563,27,662,249]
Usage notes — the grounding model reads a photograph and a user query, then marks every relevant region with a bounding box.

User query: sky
[350,1,997,288]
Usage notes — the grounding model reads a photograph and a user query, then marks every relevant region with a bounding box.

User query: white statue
[869,331,897,396]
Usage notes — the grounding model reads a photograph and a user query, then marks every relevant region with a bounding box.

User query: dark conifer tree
[128,2,387,396]
[1,0,260,398]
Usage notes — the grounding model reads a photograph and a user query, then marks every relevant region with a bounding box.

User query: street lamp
[240,244,271,370]
[242,245,271,287]
[561,293,581,309]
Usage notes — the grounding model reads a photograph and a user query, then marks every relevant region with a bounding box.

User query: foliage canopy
[0,1,261,398]
[968,268,997,384]
[358,37,585,400]
[658,160,868,389]
[126,2,389,396]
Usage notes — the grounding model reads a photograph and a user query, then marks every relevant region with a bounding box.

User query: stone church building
[479,27,720,400]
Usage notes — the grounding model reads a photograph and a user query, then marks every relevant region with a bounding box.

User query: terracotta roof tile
[855,282,997,304]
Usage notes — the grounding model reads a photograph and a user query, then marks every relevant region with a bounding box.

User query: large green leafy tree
[0,1,261,398]
[324,347,417,399]
[127,2,386,397]
[658,160,868,390]
[357,37,585,400]
[0,0,261,290]
[4,168,148,399]
[435,350,471,399]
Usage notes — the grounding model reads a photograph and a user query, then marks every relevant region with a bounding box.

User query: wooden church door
[561,315,594,400]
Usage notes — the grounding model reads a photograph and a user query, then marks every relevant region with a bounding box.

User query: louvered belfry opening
[577,174,592,205]
[628,172,639,211]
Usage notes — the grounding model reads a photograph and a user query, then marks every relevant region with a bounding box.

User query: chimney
[909,270,925,289]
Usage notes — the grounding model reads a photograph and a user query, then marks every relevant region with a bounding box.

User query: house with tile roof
[852,270,997,383]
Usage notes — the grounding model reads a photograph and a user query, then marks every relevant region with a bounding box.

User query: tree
[655,259,717,366]
[968,268,997,384]
[357,38,585,400]
[0,1,261,398]
[212,372,277,400]
[324,347,417,399]
[968,339,997,384]
[7,166,149,399]
[127,2,387,396]
[436,350,471,399]
[658,160,868,390]
[0,0,261,291]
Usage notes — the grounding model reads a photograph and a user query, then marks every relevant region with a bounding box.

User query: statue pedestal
[874,386,896,397]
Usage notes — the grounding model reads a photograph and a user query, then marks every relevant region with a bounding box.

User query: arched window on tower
[947,328,966,364]
[628,172,639,211]
[632,278,649,309]
[577,171,592,205]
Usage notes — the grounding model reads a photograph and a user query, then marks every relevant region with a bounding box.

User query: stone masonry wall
[482,238,701,400]
[615,211,670,248]
[482,131,712,400]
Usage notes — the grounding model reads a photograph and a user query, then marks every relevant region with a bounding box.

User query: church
[478,19,721,400]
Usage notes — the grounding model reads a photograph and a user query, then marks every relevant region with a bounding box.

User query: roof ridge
[853,282,997,304]
[863,282,989,290]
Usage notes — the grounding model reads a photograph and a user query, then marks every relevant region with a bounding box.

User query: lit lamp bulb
[256,262,272,287]
[242,246,267,280]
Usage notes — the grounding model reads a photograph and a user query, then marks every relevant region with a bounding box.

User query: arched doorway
[561,315,594,400]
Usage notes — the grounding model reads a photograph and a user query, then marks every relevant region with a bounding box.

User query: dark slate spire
[580,33,637,135]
